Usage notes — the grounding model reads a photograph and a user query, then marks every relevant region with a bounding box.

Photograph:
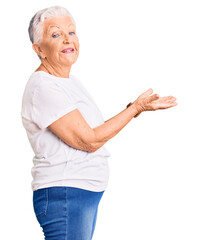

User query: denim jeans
[33,186,104,240]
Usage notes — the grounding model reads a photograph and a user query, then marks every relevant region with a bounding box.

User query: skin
[32,15,79,78]
[31,15,177,152]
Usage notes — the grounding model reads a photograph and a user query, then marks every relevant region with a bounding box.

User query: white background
[0,0,197,239]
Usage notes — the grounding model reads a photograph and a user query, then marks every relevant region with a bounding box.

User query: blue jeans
[33,186,104,240]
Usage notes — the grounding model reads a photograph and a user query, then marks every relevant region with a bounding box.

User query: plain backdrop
[0,0,197,239]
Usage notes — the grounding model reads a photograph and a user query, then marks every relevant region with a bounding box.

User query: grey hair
[28,5,76,60]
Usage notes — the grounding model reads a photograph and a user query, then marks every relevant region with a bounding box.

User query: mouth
[61,48,74,54]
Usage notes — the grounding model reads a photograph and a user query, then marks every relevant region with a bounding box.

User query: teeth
[62,49,73,52]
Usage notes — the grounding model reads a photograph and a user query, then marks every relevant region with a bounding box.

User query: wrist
[126,101,141,115]
[126,102,133,108]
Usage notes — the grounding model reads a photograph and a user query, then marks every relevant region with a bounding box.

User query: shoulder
[30,72,55,89]
[27,72,67,100]
[70,75,87,90]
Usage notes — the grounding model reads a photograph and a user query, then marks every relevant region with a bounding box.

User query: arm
[47,104,139,153]
[94,89,177,150]
[104,101,141,123]
[47,88,177,153]
[92,104,139,150]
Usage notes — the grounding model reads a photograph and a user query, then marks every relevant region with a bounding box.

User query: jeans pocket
[33,188,48,219]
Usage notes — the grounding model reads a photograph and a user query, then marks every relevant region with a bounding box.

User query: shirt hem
[32,180,108,192]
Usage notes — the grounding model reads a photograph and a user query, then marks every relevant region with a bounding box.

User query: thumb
[142,88,153,97]
[150,93,159,101]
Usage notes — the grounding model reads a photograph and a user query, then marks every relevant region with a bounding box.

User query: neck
[36,61,72,78]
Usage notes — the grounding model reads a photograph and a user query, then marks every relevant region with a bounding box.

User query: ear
[32,43,46,59]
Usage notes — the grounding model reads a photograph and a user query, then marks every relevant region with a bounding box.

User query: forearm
[92,104,139,151]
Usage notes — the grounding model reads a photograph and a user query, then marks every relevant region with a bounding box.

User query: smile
[61,48,74,54]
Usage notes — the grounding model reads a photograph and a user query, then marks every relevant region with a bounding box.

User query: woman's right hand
[132,88,178,115]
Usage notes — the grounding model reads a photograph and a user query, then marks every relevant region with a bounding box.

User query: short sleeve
[32,83,77,129]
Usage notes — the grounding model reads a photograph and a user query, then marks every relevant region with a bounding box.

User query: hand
[133,88,177,114]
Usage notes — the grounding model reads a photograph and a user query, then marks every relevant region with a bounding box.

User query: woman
[21,5,177,240]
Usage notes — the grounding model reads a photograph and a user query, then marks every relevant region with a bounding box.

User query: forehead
[43,15,75,32]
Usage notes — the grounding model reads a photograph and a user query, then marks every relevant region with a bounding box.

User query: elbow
[87,138,104,153]
[83,131,99,153]
[87,148,96,153]
[79,129,105,153]
[87,144,98,153]
[80,141,97,153]
[87,129,108,153]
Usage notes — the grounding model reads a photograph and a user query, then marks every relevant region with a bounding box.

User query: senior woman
[21,5,177,240]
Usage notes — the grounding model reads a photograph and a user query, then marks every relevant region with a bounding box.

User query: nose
[63,34,71,44]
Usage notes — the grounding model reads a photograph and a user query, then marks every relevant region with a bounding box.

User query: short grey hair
[28,5,76,60]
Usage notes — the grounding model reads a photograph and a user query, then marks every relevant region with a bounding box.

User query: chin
[70,56,79,65]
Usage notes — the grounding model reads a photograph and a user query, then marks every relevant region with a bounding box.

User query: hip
[33,186,104,239]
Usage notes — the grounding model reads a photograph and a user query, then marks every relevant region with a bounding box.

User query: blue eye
[52,34,59,38]
[52,32,75,38]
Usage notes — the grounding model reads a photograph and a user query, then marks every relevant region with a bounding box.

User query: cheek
[50,43,62,56]
[43,42,55,54]
[45,39,59,49]
[74,39,80,51]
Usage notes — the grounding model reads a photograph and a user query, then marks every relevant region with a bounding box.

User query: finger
[146,88,153,95]
[157,96,177,104]
[158,96,176,101]
[163,102,178,108]
[142,88,153,97]
[156,101,178,109]
[149,94,160,102]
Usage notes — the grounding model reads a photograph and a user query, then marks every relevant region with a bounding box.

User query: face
[34,15,79,67]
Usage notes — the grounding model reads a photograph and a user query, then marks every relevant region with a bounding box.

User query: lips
[61,48,74,54]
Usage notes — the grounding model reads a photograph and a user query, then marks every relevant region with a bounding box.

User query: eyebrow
[49,26,60,29]
[48,24,74,31]
[48,26,60,32]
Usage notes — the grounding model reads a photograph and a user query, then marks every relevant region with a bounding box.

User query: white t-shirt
[21,71,111,192]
